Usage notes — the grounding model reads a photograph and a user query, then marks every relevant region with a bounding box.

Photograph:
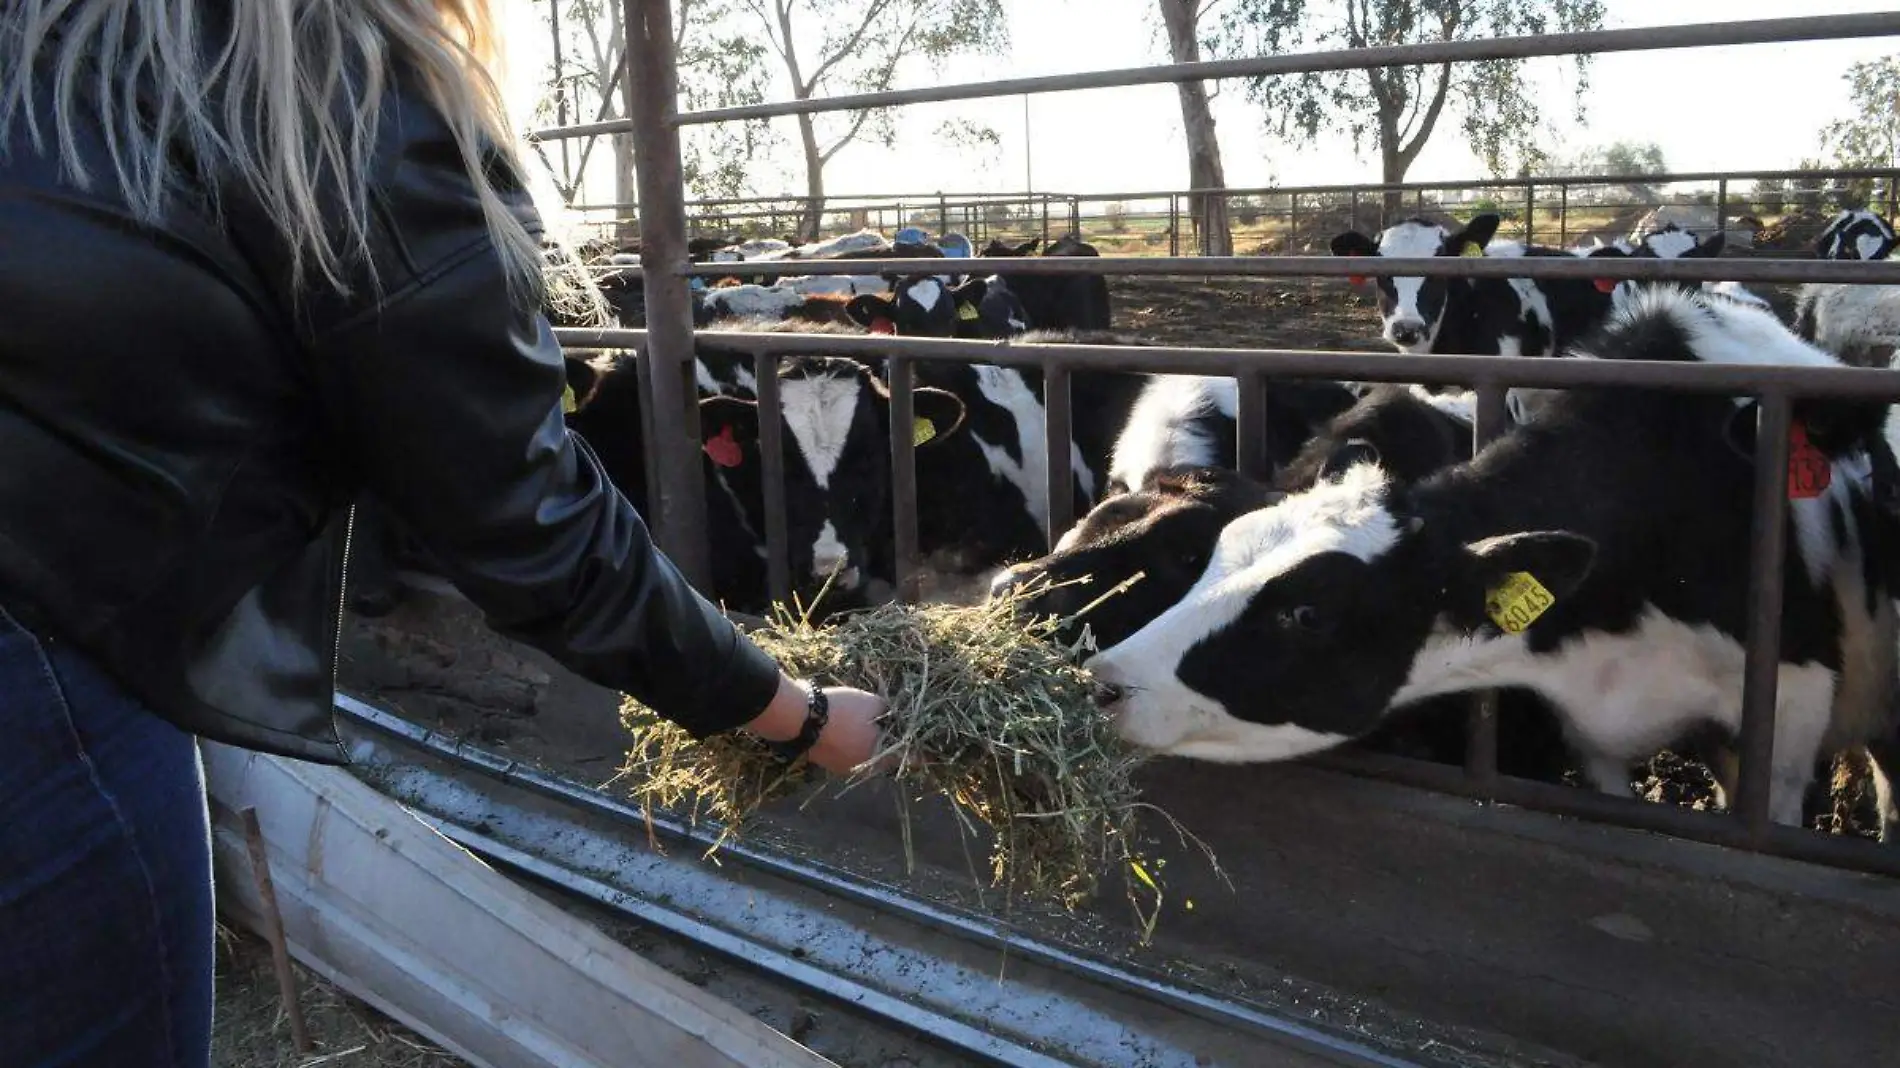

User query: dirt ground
[214,924,463,1068]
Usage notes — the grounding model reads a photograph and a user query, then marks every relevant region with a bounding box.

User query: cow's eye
[1276,606,1321,631]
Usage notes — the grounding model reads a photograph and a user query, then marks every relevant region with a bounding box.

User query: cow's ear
[1450,212,1501,254]
[953,276,989,305]
[1330,230,1378,257]
[1319,438,1383,480]
[1695,231,1726,258]
[845,293,897,331]
[1460,530,1597,627]
[698,395,759,468]
[905,387,967,448]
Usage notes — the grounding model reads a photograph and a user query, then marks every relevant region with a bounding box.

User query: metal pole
[624,0,713,590]
[755,353,791,605]
[1024,94,1033,195]
[1559,183,1569,247]
[1716,178,1729,241]
[1523,181,1535,245]
[887,357,922,602]
[1464,384,1512,785]
[939,192,949,237]
[1235,372,1272,482]
[1043,363,1074,549]
[1735,392,1793,841]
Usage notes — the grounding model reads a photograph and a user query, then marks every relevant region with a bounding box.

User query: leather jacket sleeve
[309,95,782,740]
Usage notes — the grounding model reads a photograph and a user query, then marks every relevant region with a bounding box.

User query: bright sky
[496,1,1900,205]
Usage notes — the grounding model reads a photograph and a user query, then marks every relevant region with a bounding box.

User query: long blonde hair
[0,0,545,305]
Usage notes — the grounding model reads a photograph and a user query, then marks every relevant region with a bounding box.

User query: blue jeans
[0,606,214,1068]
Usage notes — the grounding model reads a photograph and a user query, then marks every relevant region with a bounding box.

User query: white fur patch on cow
[966,365,1054,530]
[1644,228,1699,259]
[1108,375,1238,491]
[811,519,849,579]
[780,373,863,490]
[1858,232,1890,261]
[704,284,809,320]
[1391,605,1839,820]
[908,277,944,312]
[1404,385,1477,426]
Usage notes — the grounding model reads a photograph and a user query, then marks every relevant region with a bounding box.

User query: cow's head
[844,275,991,337]
[1083,464,1595,762]
[983,236,1043,258]
[698,355,967,599]
[1815,209,1897,262]
[988,466,1280,652]
[1329,213,1500,354]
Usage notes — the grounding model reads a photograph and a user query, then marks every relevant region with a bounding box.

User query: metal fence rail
[570,2,1900,876]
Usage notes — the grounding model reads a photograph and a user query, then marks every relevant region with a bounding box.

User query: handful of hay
[615,580,1212,925]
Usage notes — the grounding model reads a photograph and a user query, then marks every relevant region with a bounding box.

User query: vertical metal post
[1041,195,1051,246]
[1735,391,1792,841]
[1349,190,1359,232]
[624,0,712,590]
[1289,193,1301,248]
[1523,182,1535,245]
[1070,196,1081,236]
[1716,179,1729,241]
[754,353,791,605]
[1558,183,1569,247]
[1464,383,1512,785]
[887,357,922,603]
[1169,195,1181,256]
[1043,361,1075,550]
[1235,372,1273,482]
[1023,93,1034,195]
[939,192,949,237]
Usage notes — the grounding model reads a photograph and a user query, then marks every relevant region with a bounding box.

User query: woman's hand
[743,673,890,775]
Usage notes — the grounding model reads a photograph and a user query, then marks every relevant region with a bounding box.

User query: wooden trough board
[202,741,837,1068]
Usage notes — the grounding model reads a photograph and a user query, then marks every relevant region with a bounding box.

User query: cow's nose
[988,564,1030,600]
[1091,680,1125,709]
[1390,323,1423,345]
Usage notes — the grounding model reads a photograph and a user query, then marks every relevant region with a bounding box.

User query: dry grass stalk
[614,575,1217,932]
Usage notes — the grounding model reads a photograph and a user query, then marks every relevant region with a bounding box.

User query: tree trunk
[1379,115,1407,223]
[1158,0,1231,256]
[796,112,826,241]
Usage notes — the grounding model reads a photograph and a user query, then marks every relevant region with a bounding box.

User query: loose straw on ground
[614,575,1219,934]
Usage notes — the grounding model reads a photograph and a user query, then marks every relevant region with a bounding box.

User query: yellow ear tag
[1459,243,1485,258]
[957,301,980,321]
[561,384,578,414]
[1485,571,1554,634]
[913,417,938,446]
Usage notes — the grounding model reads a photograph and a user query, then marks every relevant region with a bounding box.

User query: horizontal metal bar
[529,14,1900,137]
[673,254,1900,284]
[1311,748,1900,879]
[555,328,1900,400]
[565,164,1900,216]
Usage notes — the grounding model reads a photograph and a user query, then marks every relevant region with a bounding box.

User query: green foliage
[1207,0,1607,182]
[1822,56,1900,172]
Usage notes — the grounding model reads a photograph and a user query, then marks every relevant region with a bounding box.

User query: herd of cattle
[350,204,1900,841]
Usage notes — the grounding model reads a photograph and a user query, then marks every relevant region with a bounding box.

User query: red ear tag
[704,425,744,468]
[1347,275,1368,287]
[1594,278,1619,294]
[869,317,896,335]
[1788,420,1831,500]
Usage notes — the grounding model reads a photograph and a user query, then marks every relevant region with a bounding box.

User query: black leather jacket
[0,61,781,764]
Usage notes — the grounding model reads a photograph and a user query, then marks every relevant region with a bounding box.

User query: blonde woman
[0,4,889,1064]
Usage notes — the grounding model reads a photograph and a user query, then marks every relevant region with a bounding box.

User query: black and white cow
[1102,374,1363,497]
[1794,281,1900,370]
[982,234,1113,332]
[1085,287,1900,838]
[841,273,1027,340]
[989,384,1573,780]
[692,322,969,609]
[1329,213,1613,358]
[1816,208,1897,262]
